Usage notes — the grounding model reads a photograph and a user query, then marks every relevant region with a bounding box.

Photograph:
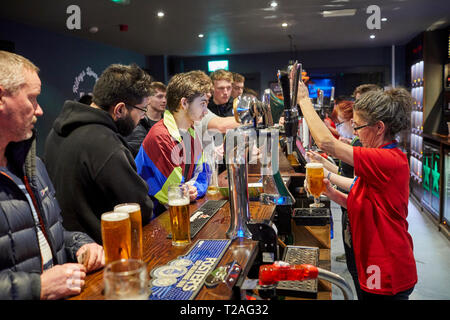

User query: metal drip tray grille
[292,208,331,226]
[276,246,319,298]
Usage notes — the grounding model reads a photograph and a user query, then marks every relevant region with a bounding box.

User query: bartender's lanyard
[349,141,398,190]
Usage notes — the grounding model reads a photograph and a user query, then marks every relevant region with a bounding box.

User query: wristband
[327,171,332,181]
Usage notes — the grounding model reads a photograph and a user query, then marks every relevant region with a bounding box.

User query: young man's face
[148,89,166,114]
[213,79,232,105]
[231,81,244,99]
[187,94,209,124]
[0,69,43,143]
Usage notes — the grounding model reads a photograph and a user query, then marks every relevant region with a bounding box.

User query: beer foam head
[306,162,323,169]
[114,203,140,213]
[101,211,129,221]
[168,198,190,206]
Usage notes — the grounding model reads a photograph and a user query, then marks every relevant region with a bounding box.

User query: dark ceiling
[1,0,449,56]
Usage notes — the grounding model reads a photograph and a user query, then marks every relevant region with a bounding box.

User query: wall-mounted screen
[208,60,229,72]
[307,78,334,98]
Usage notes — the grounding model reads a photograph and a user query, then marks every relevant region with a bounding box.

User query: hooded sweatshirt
[43,100,153,243]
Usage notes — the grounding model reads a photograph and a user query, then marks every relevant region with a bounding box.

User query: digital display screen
[307,78,334,98]
[208,60,229,72]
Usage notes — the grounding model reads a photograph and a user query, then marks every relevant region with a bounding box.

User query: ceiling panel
[1,0,449,56]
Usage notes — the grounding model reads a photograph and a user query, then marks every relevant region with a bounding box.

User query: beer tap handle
[278,71,291,111]
[329,86,335,110]
[291,62,302,111]
[258,262,354,300]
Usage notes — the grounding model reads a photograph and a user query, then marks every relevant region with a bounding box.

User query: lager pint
[168,184,190,246]
[207,185,219,195]
[114,203,143,260]
[101,211,131,264]
[306,163,325,207]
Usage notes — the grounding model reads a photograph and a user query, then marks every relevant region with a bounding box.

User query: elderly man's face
[0,69,43,143]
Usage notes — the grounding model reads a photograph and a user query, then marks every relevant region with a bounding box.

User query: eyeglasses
[350,119,371,131]
[125,103,148,113]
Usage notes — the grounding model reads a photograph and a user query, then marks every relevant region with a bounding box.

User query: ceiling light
[157,11,164,18]
[270,1,278,8]
[370,34,376,39]
[427,19,447,31]
[322,9,356,17]
[198,34,204,38]
[381,17,387,22]
[226,48,231,51]
[281,22,288,28]
[110,0,130,5]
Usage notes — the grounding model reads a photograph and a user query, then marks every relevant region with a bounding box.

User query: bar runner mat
[149,239,231,300]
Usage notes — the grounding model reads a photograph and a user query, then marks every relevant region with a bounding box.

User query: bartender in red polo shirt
[297,81,417,300]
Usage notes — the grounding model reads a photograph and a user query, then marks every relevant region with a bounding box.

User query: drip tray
[292,208,331,226]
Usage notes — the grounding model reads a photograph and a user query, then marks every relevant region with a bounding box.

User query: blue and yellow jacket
[135,110,209,215]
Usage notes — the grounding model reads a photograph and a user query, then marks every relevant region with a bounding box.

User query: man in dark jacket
[207,69,234,117]
[44,64,154,243]
[126,81,167,157]
[0,51,104,300]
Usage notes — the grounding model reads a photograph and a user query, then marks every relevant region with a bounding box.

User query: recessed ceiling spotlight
[322,9,356,17]
[226,48,231,51]
[323,4,344,8]
[281,22,288,28]
[198,34,204,38]
[370,34,376,39]
[381,17,387,22]
[270,1,278,8]
[157,11,164,18]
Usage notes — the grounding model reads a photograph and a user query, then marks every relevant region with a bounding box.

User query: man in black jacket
[126,81,167,157]
[44,64,154,243]
[207,69,234,117]
[0,51,104,300]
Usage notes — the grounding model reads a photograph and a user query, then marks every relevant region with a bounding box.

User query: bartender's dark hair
[92,63,153,111]
[353,87,413,139]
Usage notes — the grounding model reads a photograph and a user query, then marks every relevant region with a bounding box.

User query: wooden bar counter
[70,193,276,300]
[70,149,334,300]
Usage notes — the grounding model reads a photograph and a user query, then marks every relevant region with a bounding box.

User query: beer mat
[149,239,231,300]
[151,265,188,279]
[167,199,228,239]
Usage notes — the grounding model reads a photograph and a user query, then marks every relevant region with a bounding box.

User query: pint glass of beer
[306,163,325,208]
[101,211,131,264]
[168,184,190,246]
[114,203,143,260]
